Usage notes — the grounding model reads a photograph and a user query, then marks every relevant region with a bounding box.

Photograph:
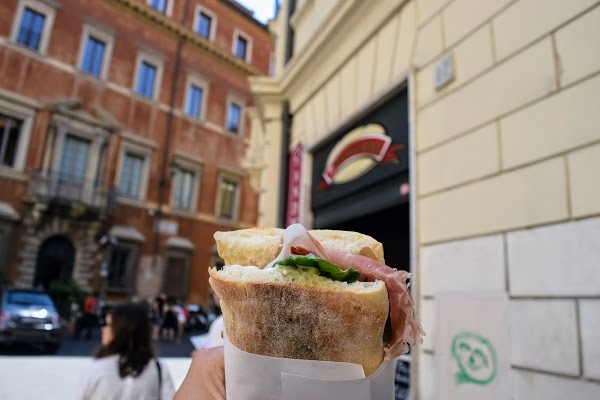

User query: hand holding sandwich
[174,346,225,400]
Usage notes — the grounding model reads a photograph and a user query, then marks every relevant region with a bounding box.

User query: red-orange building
[0,0,273,306]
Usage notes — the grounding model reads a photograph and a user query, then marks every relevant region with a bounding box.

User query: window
[0,114,23,168]
[149,0,167,13]
[118,152,144,198]
[136,61,156,99]
[235,36,248,60]
[17,7,45,50]
[197,12,212,39]
[10,0,56,55]
[232,30,252,62]
[173,167,196,211]
[163,251,190,299]
[134,52,163,101]
[56,135,90,202]
[218,176,239,220]
[78,26,114,79]
[193,6,216,41]
[59,135,90,182]
[81,36,105,77]
[116,138,152,203]
[108,246,130,288]
[185,83,204,118]
[226,101,242,134]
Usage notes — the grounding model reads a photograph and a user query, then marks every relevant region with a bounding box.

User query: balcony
[30,170,116,216]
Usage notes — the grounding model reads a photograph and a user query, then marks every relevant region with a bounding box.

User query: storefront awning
[165,236,195,251]
[108,225,145,243]
[0,202,20,221]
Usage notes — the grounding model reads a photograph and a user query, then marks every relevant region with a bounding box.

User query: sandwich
[208,224,424,376]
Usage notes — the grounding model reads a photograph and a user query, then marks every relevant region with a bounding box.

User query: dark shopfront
[311,87,411,274]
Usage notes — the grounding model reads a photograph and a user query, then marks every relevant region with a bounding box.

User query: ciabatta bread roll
[209,224,423,376]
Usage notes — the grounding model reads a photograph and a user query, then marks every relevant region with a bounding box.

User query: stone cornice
[104,0,261,76]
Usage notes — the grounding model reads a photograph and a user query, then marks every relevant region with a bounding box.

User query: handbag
[155,359,162,400]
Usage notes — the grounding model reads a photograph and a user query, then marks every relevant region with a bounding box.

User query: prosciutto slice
[266,224,424,360]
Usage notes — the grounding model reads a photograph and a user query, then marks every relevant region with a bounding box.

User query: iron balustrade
[30,170,116,214]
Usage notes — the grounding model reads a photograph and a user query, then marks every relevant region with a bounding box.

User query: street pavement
[0,329,196,400]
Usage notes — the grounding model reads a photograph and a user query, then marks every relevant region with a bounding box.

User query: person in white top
[76,303,176,400]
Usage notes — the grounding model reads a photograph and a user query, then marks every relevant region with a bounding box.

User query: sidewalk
[0,356,191,400]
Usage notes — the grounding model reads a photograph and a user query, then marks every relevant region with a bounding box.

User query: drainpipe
[277,101,292,228]
[151,0,191,270]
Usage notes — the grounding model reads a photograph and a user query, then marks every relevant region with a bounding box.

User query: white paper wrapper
[224,334,395,400]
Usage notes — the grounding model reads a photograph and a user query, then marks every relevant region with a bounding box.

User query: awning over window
[0,202,19,221]
[165,236,195,251]
[109,225,145,243]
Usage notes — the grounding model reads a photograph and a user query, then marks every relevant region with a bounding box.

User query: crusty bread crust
[214,227,284,269]
[213,227,384,268]
[209,267,389,376]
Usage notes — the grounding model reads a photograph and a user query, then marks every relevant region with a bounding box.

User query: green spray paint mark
[451,332,497,385]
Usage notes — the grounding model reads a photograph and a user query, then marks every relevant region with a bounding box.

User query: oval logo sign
[319,124,402,190]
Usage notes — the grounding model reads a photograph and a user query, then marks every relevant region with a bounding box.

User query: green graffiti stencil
[451,332,497,385]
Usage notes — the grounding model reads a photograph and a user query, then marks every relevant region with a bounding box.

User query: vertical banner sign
[286,142,303,227]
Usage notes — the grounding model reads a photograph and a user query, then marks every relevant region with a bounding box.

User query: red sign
[286,143,303,227]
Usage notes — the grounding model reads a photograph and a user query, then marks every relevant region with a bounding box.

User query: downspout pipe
[152,0,191,270]
[277,100,292,228]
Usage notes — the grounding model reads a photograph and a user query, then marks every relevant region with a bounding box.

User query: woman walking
[76,303,176,400]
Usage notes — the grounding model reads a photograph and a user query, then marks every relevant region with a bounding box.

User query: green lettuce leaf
[275,254,360,283]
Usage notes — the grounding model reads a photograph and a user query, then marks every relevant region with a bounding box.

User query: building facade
[0,0,272,306]
[249,0,600,398]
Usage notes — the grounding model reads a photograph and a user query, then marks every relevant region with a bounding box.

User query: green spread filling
[275,254,360,283]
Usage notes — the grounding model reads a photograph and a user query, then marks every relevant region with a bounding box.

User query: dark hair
[95,303,155,378]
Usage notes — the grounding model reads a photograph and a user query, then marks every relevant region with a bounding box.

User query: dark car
[0,287,62,353]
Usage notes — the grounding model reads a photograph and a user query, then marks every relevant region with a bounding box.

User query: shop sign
[157,219,178,236]
[318,124,402,191]
[286,142,303,226]
[310,89,409,225]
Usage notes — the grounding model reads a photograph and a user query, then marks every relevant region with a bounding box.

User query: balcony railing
[30,170,116,214]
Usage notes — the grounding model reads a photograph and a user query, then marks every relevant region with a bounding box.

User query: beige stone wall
[251,0,600,398]
[414,0,600,398]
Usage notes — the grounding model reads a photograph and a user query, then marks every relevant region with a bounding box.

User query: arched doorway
[33,235,75,290]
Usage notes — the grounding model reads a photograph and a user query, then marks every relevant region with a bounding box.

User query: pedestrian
[76,302,175,400]
[152,293,167,340]
[77,291,99,340]
[161,303,178,342]
[172,300,188,343]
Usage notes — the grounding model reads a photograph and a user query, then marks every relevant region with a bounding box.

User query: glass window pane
[82,36,105,77]
[0,115,23,168]
[186,85,203,118]
[227,103,241,133]
[219,179,237,219]
[60,136,90,181]
[235,36,247,59]
[119,153,144,198]
[174,169,195,210]
[109,247,130,288]
[197,12,211,38]
[137,61,156,98]
[18,8,45,50]
[150,0,167,13]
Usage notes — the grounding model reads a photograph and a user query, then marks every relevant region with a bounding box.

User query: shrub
[48,280,88,321]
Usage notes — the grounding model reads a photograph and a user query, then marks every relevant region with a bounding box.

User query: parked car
[0,287,62,353]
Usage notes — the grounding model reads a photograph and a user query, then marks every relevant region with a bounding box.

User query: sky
[235,0,277,23]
